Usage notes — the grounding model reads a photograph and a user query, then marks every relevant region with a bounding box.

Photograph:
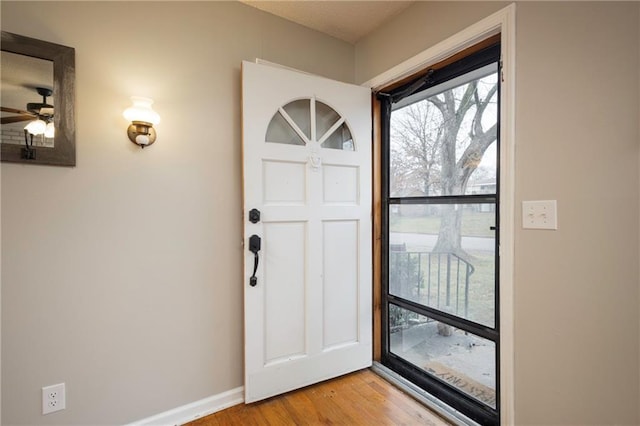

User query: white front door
[242,61,372,403]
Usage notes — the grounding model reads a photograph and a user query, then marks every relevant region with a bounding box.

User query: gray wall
[355,1,509,84]
[356,2,640,424]
[514,4,639,423]
[2,1,639,425]
[0,2,353,424]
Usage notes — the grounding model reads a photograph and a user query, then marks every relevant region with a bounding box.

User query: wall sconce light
[123,97,160,148]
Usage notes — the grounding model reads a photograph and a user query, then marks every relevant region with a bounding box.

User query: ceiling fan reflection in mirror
[1,87,55,159]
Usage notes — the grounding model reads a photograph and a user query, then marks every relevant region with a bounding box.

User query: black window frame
[378,43,501,426]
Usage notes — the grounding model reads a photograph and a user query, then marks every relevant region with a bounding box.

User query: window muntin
[265,98,355,151]
[266,111,306,145]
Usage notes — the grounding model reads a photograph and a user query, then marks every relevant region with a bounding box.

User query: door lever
[249,235,261,287]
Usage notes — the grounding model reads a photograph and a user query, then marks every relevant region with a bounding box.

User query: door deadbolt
[249,208,261,224]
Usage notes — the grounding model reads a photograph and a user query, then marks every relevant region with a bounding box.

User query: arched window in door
[265,98,355,151]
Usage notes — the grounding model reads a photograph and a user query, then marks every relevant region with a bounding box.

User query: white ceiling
[239,0,415,44]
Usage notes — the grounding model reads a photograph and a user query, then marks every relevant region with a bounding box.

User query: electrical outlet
[42,383,65,415]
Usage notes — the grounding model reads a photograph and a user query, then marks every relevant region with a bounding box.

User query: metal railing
[389,248,475,318]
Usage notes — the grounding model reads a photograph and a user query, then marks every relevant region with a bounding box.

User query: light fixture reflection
[25,119,47,135]
[44,122,55,138]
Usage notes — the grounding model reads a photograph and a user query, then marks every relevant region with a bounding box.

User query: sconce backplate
[127,123,156,147]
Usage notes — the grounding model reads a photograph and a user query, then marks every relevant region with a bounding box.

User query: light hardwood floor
[187,368,451,425]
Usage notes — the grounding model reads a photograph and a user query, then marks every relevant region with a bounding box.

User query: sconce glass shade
[123,97,160,125]
[25,119,47,135]
[44,122,55,138]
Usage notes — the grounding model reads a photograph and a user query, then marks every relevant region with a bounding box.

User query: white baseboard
[125,386,244,426]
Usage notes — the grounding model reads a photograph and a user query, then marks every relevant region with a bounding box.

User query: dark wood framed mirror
[1,31,75,166]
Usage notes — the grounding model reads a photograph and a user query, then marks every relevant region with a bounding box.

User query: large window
[380,43,501,425]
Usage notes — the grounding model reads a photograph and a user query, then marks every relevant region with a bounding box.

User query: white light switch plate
[522,200,557,230]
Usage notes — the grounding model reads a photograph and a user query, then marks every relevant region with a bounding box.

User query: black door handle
[249,235,261,286]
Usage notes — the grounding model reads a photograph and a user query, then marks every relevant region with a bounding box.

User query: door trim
[363,4,516,424]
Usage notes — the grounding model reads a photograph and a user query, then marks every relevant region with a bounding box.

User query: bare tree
[391,75,498,257]
[390,102,442,196]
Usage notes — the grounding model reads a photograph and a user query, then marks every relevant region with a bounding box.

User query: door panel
[323,165,359,204]
[262,160,307,204]
[322,220,359,348]
[263,221,306,364]
[242,61,372,403]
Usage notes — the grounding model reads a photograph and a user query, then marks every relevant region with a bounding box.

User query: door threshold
[371,362,479,426]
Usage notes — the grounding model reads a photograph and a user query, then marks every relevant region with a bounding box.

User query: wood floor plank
[187,369,451,425]
[320,375,396,425]
[256,398,294,425]
[345,370,441,425]
[344,373,418,424]
[282,391,326,424]
[300,378,362,425]
[360,372,445,426]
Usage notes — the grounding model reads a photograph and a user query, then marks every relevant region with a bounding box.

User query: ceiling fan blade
[1,106,33,115]
[1,115,34,124]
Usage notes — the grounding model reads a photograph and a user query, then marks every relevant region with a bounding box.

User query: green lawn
[465,254,496,327]
[390,210,495,238]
